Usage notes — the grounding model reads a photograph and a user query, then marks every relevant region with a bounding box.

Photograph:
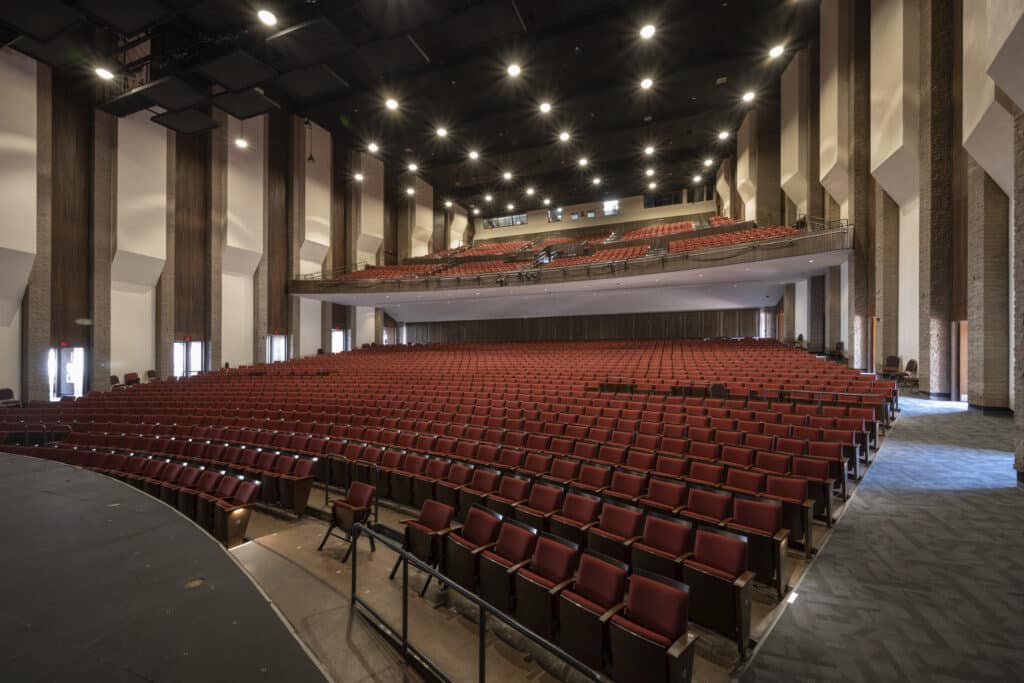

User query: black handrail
[349,522,606,683]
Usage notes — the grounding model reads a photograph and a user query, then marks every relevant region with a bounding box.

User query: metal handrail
[349,522,605,683]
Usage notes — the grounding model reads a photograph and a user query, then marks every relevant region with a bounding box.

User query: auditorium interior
[1,1,1023,682]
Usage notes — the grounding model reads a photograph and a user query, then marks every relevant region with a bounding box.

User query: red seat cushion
[690,530,746,580]
[572,554,627,609]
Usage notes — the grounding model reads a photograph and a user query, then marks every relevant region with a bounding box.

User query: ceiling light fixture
[539,101,552,113]
[507,203,515,211]
[95,67,114,80]
[468,150,479,160]
[718,131,729,141]
[367,141,379,152]
[644,145,655,155]
[645,168,655,177]
[640,24,656,40]
[648,181,657,189]
[507,63,521,77]
[692,175,703,183]
[742,91,755,102]
[703,158,713,167]
[543,198,551,206]
[385,97,399,110]
[484,194,493,202]
[257,9,277,26]
[502,171,513,181]
[408,163,418,172]
[640,77,654,90]
[558,131,571,142]
[444,200,453,208]
[405,187,415,196]
[592,177,601,185]
[769,44,785,59]
[354,173,364,182]
[525,187,535,196]
[436,127,447,137]
[578,157,589,167]
[234,137,249,149]
[473,208,480,215]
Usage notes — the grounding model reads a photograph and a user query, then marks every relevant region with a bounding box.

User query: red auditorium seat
[484,474,531,517]
[683,529,754,658]
[586,502,644,563]
[478,519,539,613]
[318,482,376,562]
[444,504,503,590]
[726,497,788,599]
[513,533,580,641]
[631,514,694,581]
[549,491,602,546]
[392,500,456,596]
[559,551,630,670]
[513,483,565,531]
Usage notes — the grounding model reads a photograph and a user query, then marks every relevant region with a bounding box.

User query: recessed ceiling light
[484,194,493,202]
[468,150,480,160]
[436,127,448,137]
[718,131,729,140]
[385,97,399,110]
[558,131,571,142]
[234,137,249,149]
[405,187,415,196]
[592,177,601,185]
[539,101,552,113]
[742,91,755,102]
[640,77,654,90]
[367,141,379,152]
[769,44,785,59]
[808,259,815,263]
[525,187,535,196]
[648,181,657,189]
[502,171,513,181]
[507,63,521,77]
[95,67,114,80]
[543,198,551,206]
[645,168,655,177]
[473,208,480,215]
[692,175,703,183]
[640,24,656,40]
[444,200,453,208]
[257,9,277,26]
[578,157,589,167]
[354,173,364,182]
[408,163,418,172]
[703,158,713,167]
[644,145,655,155]
[506,203,514,211]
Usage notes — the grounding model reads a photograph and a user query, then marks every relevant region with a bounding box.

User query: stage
[0,452,329,682]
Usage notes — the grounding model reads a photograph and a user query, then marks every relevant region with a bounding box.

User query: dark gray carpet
[741,398,1024,683]
[0,453,328,683]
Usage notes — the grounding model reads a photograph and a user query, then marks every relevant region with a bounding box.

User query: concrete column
[22,63,52,401]
[825,265,842,352]
[781,46,823,221]
[918,0,955,397]
[209,111,227,371]
[808,275,825,353]
[91,111,115,393]
[782,284,796,343]
[155,131,176,379]
[966,156,1010,409]
[875,185,900,365]
[1011,103,1024,482]
[736,108,782,225]
[715,157,736,218]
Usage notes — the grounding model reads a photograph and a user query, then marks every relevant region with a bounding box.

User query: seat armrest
[672,551,694,565]
[622,535,642,548]
[598,602,626,624]
[506,558,532,575]
[802,498,814,509]
[733,570,755,590]
[548,575,576,596]
[579,521,598,533]
[773,528,790,543]
[667,632,699,659]
[470,542,497,556]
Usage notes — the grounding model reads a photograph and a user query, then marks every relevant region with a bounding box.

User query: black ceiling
[0,0,818,210]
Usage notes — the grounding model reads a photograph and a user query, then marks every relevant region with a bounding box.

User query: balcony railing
[291,224,852,295]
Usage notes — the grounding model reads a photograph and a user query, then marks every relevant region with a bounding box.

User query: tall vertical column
[781,46,823,221]
[1011,103,1024,483]
[918,0,956,397]
[91,111,115,392]
[875,186,900,364]
[156,131,175,379]
[967,156,1010,409]
[715,158,735,218]
[808,275,826,353]
[209,111,227,371]
[782,284,796,343]
[825,265,842,352]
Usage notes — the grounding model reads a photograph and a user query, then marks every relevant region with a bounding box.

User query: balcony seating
[513,533,580,640]
[559,551,629,670]
[668,225,799,254]
[608,572,698,683]
[682,529,754,658]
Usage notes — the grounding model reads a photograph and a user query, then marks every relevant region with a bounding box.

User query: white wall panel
[355,153,384,266]
[0,48,37,327]
[0,306,20,397]
[987,0,1024,109]
[299,297,321,358]
[898,200,920,365]
[794,279,809,341]
[353,306,376,348]
[114,111,166,287]
[221,272,253,368]
[110,283,154,379]
[780,50,811,214]
[715,160,733,218]
[225,114,265,275]
[412,177,433,257]
[450,205,468,249]
[735,112,756,220]
[819,0,850,207]
[301,122,331,265]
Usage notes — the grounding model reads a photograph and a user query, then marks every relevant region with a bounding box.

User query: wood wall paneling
[174,128,211,340]
[265,110,292,334]
[950,0,968,321]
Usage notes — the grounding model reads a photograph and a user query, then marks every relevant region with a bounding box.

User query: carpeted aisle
[740,397,1024,683]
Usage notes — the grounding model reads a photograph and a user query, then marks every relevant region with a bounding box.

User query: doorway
[48,346,85,401]
[173,339,206,378]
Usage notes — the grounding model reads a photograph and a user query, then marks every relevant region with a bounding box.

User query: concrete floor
[234,475,852,683]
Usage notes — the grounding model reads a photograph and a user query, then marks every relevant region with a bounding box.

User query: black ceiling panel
[0,1,82,42]
[178,0,250,32]
[9,31,88,67]
[136,75,207,110]
[78,0,174,36]
[409,1,523,63]
[97,88,152,116]
[213,89,278,119]
[275,64,349,102]
[265,17,352,70]
[197,50,278,91]
[151,108,219,134]
[349,35,430,78]
[354,0,458,34]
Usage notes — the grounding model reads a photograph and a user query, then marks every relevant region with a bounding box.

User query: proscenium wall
[406,308,760,345]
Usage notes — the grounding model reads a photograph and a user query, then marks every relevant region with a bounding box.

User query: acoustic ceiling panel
[351,35,429,77]
[197,50,277,91]
[212,89,278,119]
[151,108,219,134]
[98,88,152,117]
[78,0,174,35]
[136,75,207,111]
[276,64,349,102]
[9,31,86,67]
[0,1,82,41]
[265,17,352,70]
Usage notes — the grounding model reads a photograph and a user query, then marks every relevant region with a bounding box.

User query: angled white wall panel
[301,122,331,266]
[114,111,166,287]
[224,114,265,276]
[819,0,850,209]
[354,152,384,267]
[780,50,811,215]
[412,176,434,257]
[735,112,756,220]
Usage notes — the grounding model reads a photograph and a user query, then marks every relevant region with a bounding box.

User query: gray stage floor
[740,398,1024,683]
[0,453,329,683]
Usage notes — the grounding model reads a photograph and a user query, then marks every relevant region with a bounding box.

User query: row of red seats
[543,245,649,268]
[668,226,799,254]
[622,220,695,240]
